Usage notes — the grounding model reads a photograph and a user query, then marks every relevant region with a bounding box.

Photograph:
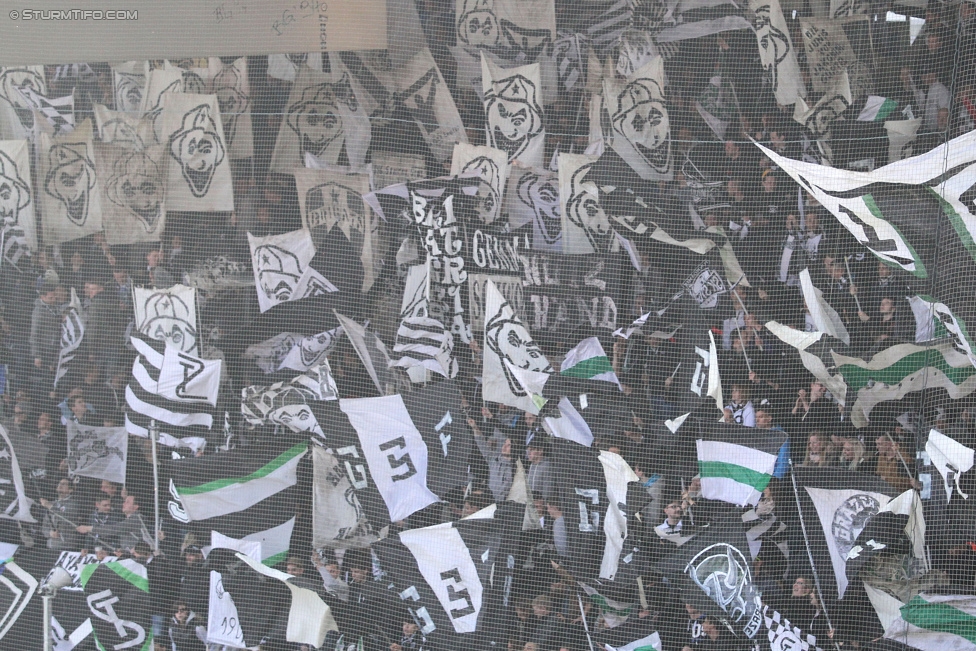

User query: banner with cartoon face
[0,139,36,266]
[95,142,167,245]
[793,71,851,144]
[271,66,372,174]
[801,16,875,101]
[505,166,562,252]
[0,65,46,140]
[750,0,807,107]
[397,49,468,163]
[140,67,183,143]
[602,56,673,181]
[482,56,546,167]
[267,53,324,83]
[111,60,146,115]
[94,104,154,152]
[294,167,381,292]
[248,229,339,313]
[160,93,234,211]
[210,57,253,160]
[558,153,609,255]
[451,143,510,224]
[39,120,103,245]
[133,283,199,354]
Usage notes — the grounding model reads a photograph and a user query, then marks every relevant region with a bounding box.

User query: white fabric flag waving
[483,279,553,414]
[156,344,222,407]
[561,337,620,386]
[750,0,806,107]
[66,423,127,484]
[799,268,850,345]
[248,229,338,313]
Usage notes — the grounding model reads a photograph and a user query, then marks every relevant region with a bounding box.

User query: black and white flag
[241,363,338,439]
[312,445,380,549]
[111,61,146,115]
[451,143,510,224]
[160,93,234,211]
[271,66,372,174]
[793,71,852,141]
[483,56,545,167]
[505,166,562,252]
[244,326,344,375]
[210,56,253,160]
[0,140,35,266]
[38,119,103,245]
[393,262,458,380]
[800,16,874,100]
[0,424,36,522]
[54,288,85,388]
[334,311,400,396]
[156,341,222,407]
[751,0,806,107]
[482,278,553,413]
[125,333,217,451]
[249,229,338,313]
[18,85,74,137]
[559,153,610,255]
[66,423,127,484]
[551,438,640,581]
[319,381,471,529]
[397,49,468,162]
[140,66,183,143]
[94,142,167,245]
[0,65,46,140]
[133,283,199,354]
[93,103,153,151]
[602,57,673,181]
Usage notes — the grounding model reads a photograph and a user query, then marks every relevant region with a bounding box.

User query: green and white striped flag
[560,337,620,386]
[858,95,899,122]
[833,341,976,428]
[907,295,976,367]
[172,441,307,521]
[696,426,786,507]
[607,632,662,651]
[868,588,976,650]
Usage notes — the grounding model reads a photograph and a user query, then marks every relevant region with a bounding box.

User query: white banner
[603,56,673,181]
[397,49,468,162]
[751,0,807,106]
[482,56,545,167]
[157,345,222,407]
[0,65,46,140]
[558,153,607,255]
[66,423,128,484]
[38,120,103,245]
[133,284,199,354]
[95,142,167,245]
[248,229,338,313]
[160,93,234,211]
[0,139,35,265]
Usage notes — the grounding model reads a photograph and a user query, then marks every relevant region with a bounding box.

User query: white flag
[603,56,673,181]
[133,284,199,354]
[160,93,234,211]
[38,120,103,245]
[799,268,851,345]
[157,345,222,407]
[482,55,545,167]
[66,423,128,484]
[248,229,338,313]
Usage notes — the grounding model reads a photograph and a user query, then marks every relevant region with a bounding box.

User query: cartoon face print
[566,163,610,251]
[114,71,144,113]
[212,64,249,145]
[105,150,163,231]
[141,292,197,352]
[484,75,544,162]
[0,67,45,132]
[0,151,31,230]
[167,103,226,198]
[612,77,671,174]
[461,156,501,218]
[286,75,357,163]
[305,182,366,234]
[44,143,97,227]
[181,70,208,95]
[516,171,560,247]
[457,0,499,47]
[254,244,304,302]
[754,5,791,88]
[298,330,337,368]
[485,301,552,395]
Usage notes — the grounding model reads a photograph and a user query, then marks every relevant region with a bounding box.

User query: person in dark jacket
[83,275,125,375]
[29,277,63,388]
[166,600,207,651]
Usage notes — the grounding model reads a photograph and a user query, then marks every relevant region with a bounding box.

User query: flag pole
[577,593,596,651]
[149,419,160,554]
[787,458,841,651]
[843,257,864,313]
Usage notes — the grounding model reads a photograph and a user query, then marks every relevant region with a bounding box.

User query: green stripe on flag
[79,562,98,588]
[264,550,289,567]
[863,194,927,278]
[874,98,898,121]
[698,461,772,492]
[560,356,614,379]
[178,443,306,495]
[838,349,976,392]
[901,596,976,644]
[105,561,150,593]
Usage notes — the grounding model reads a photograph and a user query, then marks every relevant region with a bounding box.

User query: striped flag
[607,632,662,651]
[560,337,619,386]
[171,440,307,522]
[124,334,218,451]
[857,95,899,122]
[873,592,976,649]
[833,341,976,428]
[54,288,84,388]
[392,262,457,380]
[696,426,787,507]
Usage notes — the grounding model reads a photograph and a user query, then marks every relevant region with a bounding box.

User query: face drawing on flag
[461,156,501,218]
[305,181,366,233]
[516,171,561,246]
[298,330,338,368]
[168,103,226,198]
[104,150,163,231]
[403,68,441,132]
[254,244,305,303]
[754,5,791,90]
[67,428,124,474]
[807,92,850,137]
[611,75,671,176]
[140,291,198,352]
[144,78,182,138]
[213,64,249,146]
[286,76,357,164]
[0,151,31,236]
[181,70,208,94]
[0,67,45,131]
[485,75,544,162]
[457,0,499,47]
[831,493,880,558]
[114,71,144,113]
[566,162,610,251]
[685,542,762,626]
[44,143,97,227]
[485,300,552,394]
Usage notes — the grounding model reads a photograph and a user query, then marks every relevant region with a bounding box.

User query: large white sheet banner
[801,16,874,100]
[558,152,608,255]
[451,143,510,224]
[112,61,147,115]
[482,56,545,167]
[95,142,167,245]
[210,57,254,160]
[505,166,562,252]
[0,139,36,265]
[0,66,46,140]
[133,284,199,354]
[38,120,103,245]
[751,0,807,107]
[94,104,154,152]
[141,67,183,143]
[397,49,468,163]
[248,229,338,313]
